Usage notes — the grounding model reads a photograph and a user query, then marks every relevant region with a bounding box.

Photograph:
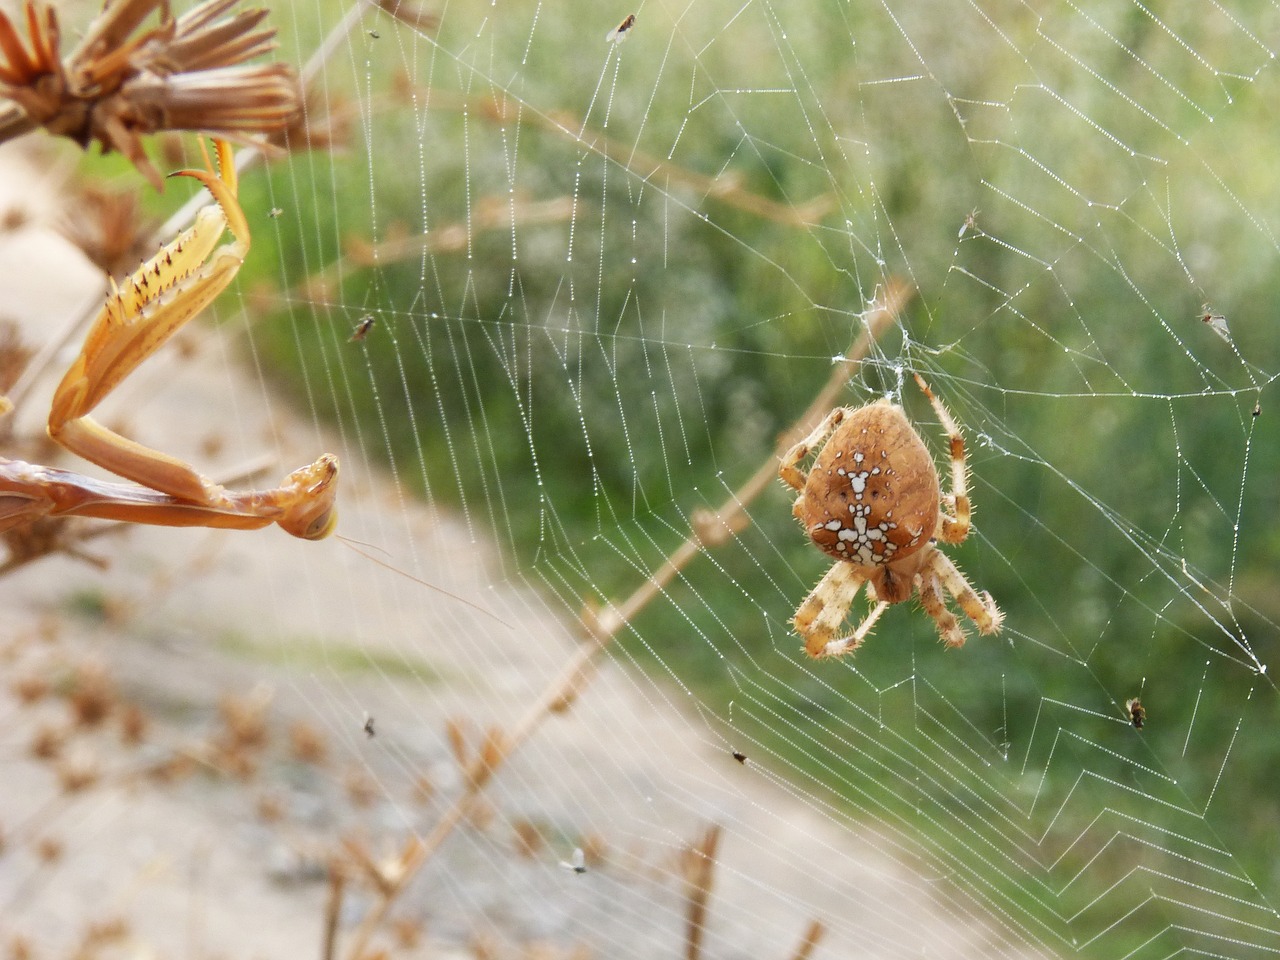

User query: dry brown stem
[787,919,826,960]
[680,823,722,960]
[340,280,907,958]
[322,859,348,960]
[491,97,836,227]
[345,195,578,266]
[380,82,835,228]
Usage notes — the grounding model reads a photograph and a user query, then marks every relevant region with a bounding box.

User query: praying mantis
[0,140,339,541]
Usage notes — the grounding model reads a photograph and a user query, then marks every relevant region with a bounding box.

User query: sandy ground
[0,142,1040,959]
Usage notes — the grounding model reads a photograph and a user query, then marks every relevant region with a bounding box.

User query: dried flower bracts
[0,0,301,187]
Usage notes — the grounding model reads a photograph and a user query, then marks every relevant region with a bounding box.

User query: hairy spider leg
[778,406,848,495]
[794,562,888,658]
[918,550,1003,646]
[913,373,970,544]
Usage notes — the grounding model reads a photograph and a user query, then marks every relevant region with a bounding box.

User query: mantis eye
[303,508,338,540]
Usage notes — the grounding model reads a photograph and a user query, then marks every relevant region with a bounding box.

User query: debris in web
[605,13,636,44]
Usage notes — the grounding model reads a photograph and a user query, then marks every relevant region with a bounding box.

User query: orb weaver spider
[0,140,339,541]
[780,374,1002,658]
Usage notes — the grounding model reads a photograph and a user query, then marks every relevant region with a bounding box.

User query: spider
[779,373,1002,658]
[0,139,339,541]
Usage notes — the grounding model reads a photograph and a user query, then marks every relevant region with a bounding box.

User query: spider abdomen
[799,401,939,568]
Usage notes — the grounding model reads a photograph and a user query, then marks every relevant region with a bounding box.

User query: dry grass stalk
[373,79,837,228]
[340,284,905,959]
[787,919,826,960]
[679,824,722,960]
[0,0,302,188]
[0,319,32,394]
[368,0,438,32]
[345,195,578,266]
[511,819,544,859]
[322,859,348,960]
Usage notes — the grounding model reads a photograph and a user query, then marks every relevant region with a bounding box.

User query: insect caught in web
[779,373,1003,658]
[1200,304,1232,343]
[559,847,587,874]
[1125,698,1145,729]
[349,314,376,342]
[0,139,339,541]
[605,13,635,43]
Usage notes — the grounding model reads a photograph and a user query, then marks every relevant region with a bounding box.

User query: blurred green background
[223,0,1280,955]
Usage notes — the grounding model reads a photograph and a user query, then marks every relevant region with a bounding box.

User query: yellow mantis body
[0,140,338,541]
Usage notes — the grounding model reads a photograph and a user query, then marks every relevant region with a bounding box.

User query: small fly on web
[1125,698,1145,729]
[363,712,376,738]
[349,314,376,342]
[605,13,636,43]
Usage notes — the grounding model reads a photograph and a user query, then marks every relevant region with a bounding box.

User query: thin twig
[340,280,908,959]
[787,919,826,960]
[681,823,722,960]
[321,861,347,960]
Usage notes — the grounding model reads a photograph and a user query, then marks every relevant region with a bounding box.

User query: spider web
[10,0,1280,957]
[260,0,1280,955]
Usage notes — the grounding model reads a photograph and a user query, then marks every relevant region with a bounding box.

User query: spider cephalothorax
[780,374,1002,658]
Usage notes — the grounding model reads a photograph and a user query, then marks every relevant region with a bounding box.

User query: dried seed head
[288,718,328,765]
[67,660,116,727]
[217,687,271,750]
[512,819,544,859]
[29,722,65,760]
[344,767,378,808]
[35,835,63,863]
[11,670,49,704]
[0,0,303,188]
[118,703,148,745]
[56,748,101,793]
[57,182,158,277]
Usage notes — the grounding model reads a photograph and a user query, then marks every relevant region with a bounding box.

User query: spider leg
[793,561,884,658]
[779,407,850,493]
[917,569,965,647]
[919,549,1003,646]
[913,373,970,544]
[822,597,889,659]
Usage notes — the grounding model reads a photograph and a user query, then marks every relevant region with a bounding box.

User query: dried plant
[788,920,827,960]
[679,824,722,960]
[0,318,32,393]
[56,182,159,278]
[0,0,302,188]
